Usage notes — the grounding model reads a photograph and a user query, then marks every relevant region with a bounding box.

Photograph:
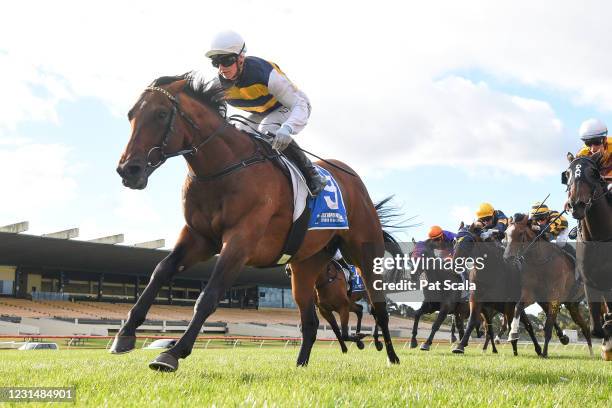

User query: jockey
[529,202,576,259]
[474,202,508,241]
[332,249,363,293]
[576,118,612,181]
[205,30,327,195]
[427,225,456,257]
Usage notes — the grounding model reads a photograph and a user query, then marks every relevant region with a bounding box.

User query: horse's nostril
[126,164,142,176]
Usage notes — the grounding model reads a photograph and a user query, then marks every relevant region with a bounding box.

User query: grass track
[0,344,610,407]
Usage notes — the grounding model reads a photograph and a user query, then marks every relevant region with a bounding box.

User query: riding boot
[283,141,327,196]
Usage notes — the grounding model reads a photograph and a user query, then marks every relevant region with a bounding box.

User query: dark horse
[451,224,543,356]
[565,152,612,360]
[503,214,593,357]
[408,240,472,351]
[111,74,401,371]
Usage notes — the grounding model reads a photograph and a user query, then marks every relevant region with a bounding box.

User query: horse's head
[564,152,605,220]
[503,213,535,262]
[453,223,480,258]
[117,74,224,189]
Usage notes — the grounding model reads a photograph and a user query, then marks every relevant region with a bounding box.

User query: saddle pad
[307,165,349,230]
[347,265,366,292]
[280,159,349,230]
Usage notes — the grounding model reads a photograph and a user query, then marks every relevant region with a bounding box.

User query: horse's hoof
[560,335,570,345]
[409,339,418,349]
[387,354,400,365]
[341,347,348,354]
[452,345,464,354]
[149,353,179,372]
[539,353,548,359]
[356,340,365,350]
[492,348,498,354]
[420,343,430,351]
[109,335,136,354]
[375,341,384,352]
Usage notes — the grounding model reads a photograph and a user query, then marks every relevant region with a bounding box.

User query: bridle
[143,86,228,169]
[566,157,609,213]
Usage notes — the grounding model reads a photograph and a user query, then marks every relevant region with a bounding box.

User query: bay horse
[503,214,593,357]
[451,224,543,356]
[111,74,401,371]
[309,259,383,353]
[565,152,612,360]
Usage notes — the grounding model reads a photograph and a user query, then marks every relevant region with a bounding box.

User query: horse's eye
[157,110,169,120]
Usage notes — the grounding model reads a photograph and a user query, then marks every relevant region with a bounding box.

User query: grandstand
[0,228,440,339]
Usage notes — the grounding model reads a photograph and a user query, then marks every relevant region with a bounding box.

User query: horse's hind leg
[350,302,366,349]
[111,226,212,354]
[483,309,498,354]
[566,302,594,356]
[519,310,541,356]
[541,301,560,358]
[411,305,426,349]
[346,239,399,364]
[450,316,457,344]
[290,254,329,366]
[319,307,347,353]
[422,307,448,351]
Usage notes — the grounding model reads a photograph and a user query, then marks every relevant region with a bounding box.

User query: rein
[227,114,359,178]
[515,209,567,264]
[144,86,279,181]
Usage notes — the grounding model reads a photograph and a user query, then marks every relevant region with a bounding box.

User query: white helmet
[579,118,608,141]
[205,30,247,58]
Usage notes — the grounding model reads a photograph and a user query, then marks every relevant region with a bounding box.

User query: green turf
[0,344,610,407]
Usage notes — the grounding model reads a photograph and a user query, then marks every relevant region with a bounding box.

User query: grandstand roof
[0,232,289,287]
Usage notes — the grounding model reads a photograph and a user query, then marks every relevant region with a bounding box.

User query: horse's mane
[149,72,226,114]
[513,213,527,223]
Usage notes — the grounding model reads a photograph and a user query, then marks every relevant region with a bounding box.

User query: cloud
[0,137,77,220]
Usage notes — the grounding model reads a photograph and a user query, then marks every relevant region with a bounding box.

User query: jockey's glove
[272,125,293,151]
[531,225,541,232]
[480,229,498,240]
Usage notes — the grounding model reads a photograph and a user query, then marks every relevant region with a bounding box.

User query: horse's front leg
[149,231,254,372]
[110,226,213,354]
[452,298,480,354]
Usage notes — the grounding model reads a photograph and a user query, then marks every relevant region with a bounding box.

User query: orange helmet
[428,225,444,240]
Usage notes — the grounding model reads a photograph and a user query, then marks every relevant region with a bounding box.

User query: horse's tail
[375,196,416,282]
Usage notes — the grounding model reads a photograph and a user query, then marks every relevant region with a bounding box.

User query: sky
[1,0,611,248]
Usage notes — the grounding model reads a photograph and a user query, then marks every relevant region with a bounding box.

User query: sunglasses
[211,54,238,68]
[478,216,493,223]
[585,138,605,147]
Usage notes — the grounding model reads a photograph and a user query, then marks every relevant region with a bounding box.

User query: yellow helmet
[476,203,494,219]
[530,202,550,220]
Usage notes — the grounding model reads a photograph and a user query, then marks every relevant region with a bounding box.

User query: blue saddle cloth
[307,165,349,230]
[348,265,366,293]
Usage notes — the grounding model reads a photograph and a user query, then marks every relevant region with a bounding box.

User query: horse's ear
[567,152,575,163]
[459,221,465,230]
[411,237,416,244]
[509,216,513,224]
